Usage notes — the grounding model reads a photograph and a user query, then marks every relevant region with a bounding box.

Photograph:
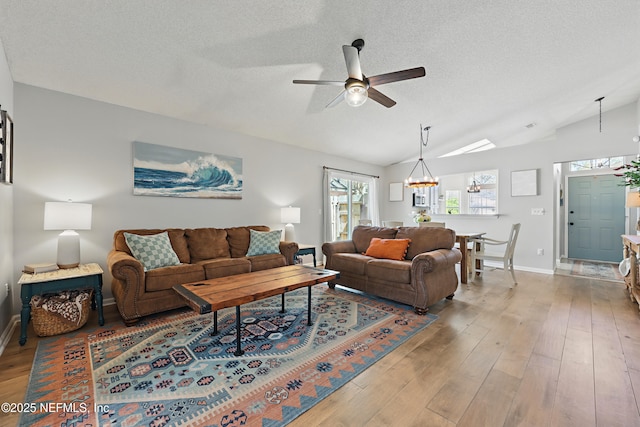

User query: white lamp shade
[44,202,92,230]
[281,207,301,224]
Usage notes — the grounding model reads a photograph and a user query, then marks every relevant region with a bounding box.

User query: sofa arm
[279,241,299,265]
[411,248,462,275]
[107,250,146,323]
[322,240,356,256]
[322,240,357,269]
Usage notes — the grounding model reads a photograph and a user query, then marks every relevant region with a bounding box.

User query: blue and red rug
[22,284,437,426]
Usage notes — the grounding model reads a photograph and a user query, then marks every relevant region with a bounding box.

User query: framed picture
[511,169,538,196]
[389,182,403,201]
[133,141,242,199]
[0,109,13,185]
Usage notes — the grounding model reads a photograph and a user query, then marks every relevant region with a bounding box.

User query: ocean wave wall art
[133,141,242,199]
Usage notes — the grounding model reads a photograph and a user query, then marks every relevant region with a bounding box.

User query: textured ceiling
[0,0,639,166]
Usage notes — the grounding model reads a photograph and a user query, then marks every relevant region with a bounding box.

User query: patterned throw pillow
[124,231,181,271]
[246,229,282,256]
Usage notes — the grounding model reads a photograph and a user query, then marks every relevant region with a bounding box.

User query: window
[445,190,460,214]
[570,156,624,171]
[435,170,499,215]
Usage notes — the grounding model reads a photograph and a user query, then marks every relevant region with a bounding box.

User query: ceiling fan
[293,39,426,108]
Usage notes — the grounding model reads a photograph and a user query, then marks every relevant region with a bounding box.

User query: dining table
[454,232,486,284]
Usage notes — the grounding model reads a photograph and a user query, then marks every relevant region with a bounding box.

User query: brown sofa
[322,225,462,314]
[107,226,299,325]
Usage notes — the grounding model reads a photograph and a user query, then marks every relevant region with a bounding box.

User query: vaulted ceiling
[1,1,639,166]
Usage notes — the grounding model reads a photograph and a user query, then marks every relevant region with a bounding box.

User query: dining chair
[470,223,521,285]
[358,219,372,225]
[382,220,403,227]
[419,221,445,228]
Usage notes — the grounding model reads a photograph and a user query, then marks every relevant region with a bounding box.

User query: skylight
[439,139,496,158]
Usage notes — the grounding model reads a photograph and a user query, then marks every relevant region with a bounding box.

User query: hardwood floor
[2,269,640,426]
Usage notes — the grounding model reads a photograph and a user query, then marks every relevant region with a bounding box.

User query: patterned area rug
[569,260,623,281]
[22,285,436,426]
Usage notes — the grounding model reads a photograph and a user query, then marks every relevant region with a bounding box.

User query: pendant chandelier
[467,172,481,193]
[405,124,439,188]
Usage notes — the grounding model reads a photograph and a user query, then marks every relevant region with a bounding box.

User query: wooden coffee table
[173,265,339,356]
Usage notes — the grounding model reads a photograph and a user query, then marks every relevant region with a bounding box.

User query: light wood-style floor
[2,269,640,427]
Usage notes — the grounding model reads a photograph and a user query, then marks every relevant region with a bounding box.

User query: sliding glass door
[323,169,379,242]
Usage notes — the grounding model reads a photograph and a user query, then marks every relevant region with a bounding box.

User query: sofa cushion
[124,231,181,271]
[198,257,251,279]
[226,226,270,258]
[186,228,230,262]
[329,253,371,276]
[114,229,190,263]
[145,264,205,292]
[396,227,456,260]
[366,259,412,284]
[247,229,282,256]
[352,226,398,254]
[364,238,411,261]
[247,254,286,271]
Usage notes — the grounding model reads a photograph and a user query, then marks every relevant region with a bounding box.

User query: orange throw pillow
[364,238,411,261]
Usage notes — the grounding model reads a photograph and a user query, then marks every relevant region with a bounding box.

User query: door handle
[569,222,574,225]
[570,210,574,214]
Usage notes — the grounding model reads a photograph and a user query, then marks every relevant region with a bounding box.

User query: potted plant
[615,158,640,189]
[413,209,431,223]
[615,158,640,231]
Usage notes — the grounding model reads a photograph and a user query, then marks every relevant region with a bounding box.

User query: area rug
[569,259,623,281]
[21,285,436,426]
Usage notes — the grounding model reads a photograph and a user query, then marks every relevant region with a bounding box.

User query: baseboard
[0,314,19,357]
[478,261,554,276]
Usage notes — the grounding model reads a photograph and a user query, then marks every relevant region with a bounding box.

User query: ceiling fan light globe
[346,86,368,107]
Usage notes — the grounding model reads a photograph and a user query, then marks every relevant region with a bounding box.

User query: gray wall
[10,83,384,313]
[0,36,14,342]
[382,102,639,273]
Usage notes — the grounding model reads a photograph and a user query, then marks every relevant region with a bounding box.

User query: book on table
[23,263,59,274]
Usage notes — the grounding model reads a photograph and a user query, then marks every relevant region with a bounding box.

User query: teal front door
[567,175,625,262]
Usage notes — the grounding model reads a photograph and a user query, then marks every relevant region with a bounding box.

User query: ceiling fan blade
[342,45,363,80]
[293,79,345,86]
[367,67,426,87]
[368,87,396,108]
[326,90,346,108]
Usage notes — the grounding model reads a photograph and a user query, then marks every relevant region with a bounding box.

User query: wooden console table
[622,235,640,308]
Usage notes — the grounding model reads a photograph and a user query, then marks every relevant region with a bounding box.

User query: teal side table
[295,245,317,267]
[18,263,104,345]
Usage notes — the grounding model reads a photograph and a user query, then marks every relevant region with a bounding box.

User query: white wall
[11,83,384,314]
[0,37,14,339]
[383,102,639,273]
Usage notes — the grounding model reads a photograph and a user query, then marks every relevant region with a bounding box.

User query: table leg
[234,306,243,356]
[95,281,104,326]
[213,311,218,334]
[459,237,469,284]
[307,286,313,326]
[281,293,285,313]
[19,292,30,346]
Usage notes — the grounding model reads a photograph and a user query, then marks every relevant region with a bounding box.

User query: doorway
[567,174,625,262]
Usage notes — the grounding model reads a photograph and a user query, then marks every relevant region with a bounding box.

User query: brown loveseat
[107,226,298,325]
[322,225,461,314]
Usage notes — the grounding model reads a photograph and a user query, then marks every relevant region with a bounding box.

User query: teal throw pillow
[246,229,282,256]
[124,231,181,271]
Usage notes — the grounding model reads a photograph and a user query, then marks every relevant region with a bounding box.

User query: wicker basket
[30,290,93,337]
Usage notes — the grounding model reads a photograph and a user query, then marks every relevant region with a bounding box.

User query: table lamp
[44,201,92,268]
[627,191,640,232]
[281,206,300,242]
